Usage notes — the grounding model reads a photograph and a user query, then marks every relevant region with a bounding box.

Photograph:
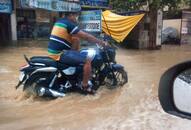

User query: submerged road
[0,45,191,130]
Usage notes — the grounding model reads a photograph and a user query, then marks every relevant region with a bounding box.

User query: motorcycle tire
[105,68,128,89]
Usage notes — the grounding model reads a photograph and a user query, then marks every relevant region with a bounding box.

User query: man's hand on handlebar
[99,41,108,47]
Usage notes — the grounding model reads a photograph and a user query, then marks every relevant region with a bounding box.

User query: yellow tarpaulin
[102,10,145,42]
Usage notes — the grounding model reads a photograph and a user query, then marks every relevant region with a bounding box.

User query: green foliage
[162,0,182,10]
[109,0,144,11]
[183,0,191,7]
[109,0,186,11]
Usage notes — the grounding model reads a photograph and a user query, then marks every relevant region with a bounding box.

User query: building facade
[0,0,16,45]
[0,0,109,46]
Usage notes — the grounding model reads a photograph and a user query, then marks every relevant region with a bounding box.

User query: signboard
[80,0,109,7]
[20,0,81,12]
[79,10,102,32]
[181,11,191,44]
[182,27,188,34]
[0,0,12,13]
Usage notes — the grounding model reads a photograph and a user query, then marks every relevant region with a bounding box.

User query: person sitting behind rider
[48,12,106,93]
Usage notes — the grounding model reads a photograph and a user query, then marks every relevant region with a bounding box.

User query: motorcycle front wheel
[105,69,128,89]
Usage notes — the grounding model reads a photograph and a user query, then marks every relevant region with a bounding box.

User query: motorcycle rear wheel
[23,73,51,97]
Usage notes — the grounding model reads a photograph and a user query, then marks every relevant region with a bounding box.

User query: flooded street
[0,45,191,130]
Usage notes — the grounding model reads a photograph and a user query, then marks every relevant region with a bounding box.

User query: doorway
[0,13,11,45]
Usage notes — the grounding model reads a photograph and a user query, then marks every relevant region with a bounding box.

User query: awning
[20,0,81,12]
[102,10,145,42]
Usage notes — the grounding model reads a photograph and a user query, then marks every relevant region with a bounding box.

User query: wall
[123,14,150,49]
[163,19,182,37]
[9,0,17,43]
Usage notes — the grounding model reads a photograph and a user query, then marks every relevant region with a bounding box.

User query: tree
[109,0,183,49]
[183,0,191,8]
[110,0,145,12]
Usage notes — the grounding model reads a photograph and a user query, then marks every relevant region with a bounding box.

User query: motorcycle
[16,45,128,98]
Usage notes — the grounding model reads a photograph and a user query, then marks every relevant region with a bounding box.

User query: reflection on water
[0,45,191,130]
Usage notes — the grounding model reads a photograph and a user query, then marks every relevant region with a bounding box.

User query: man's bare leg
[71,37,91,90]
[71,37,80,51]
[82,59,91,88]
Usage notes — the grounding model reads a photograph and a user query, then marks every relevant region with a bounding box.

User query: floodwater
[0,45,191,130]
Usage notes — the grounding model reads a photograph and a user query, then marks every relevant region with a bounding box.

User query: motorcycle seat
[59,51,86,66]
[30,56,57,67]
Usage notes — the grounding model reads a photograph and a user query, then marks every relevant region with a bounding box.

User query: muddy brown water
[0,45,191,130]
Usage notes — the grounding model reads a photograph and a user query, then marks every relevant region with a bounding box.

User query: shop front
[16,0,81,41]
[16,8,53,40]
[15,0,109,44]
[16,8,36,39]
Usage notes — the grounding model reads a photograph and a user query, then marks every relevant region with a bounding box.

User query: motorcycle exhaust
[37,87,65,98]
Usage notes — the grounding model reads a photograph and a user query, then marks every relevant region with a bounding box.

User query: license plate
[19,72,25,81]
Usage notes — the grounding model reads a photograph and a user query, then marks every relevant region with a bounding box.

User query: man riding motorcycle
[48,12,107,93]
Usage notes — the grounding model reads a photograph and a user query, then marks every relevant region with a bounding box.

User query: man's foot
[80,81,96,94]
[82,85,95,94]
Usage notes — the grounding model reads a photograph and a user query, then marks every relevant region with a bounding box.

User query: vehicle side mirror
[173,68,191,114]
[159,60,191,119]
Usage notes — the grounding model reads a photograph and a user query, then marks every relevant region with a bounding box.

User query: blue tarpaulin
[0,0,12,14]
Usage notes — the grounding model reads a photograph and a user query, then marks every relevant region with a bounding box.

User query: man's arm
[72,30,106,46]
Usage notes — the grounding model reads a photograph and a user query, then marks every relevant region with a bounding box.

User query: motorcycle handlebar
[96,42,118,50]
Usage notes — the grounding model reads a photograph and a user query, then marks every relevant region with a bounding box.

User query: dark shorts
[59,50,86,66]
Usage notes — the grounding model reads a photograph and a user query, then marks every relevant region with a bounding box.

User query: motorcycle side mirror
[159,60,191,119]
